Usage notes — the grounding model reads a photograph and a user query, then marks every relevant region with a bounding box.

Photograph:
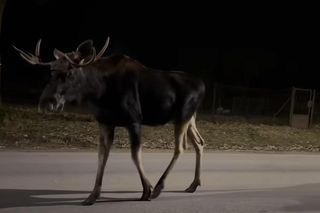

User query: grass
[1,104,320,152]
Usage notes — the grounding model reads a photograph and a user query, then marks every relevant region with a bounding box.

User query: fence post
[289,87,296,126]
[309,89,316,127]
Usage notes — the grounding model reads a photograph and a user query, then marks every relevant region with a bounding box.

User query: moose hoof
[82,195,98,206]
[185,180,200,193]
[151,182,164,199]
[140,186,153,201]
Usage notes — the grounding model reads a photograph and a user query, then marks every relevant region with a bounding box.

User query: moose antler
[12,39,51,65]
[13,37,109,67]
[95,37,110,61]
[64,47,97,67]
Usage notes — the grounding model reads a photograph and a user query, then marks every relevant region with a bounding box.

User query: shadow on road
[0,189,146,208]
[1,184,320,212]
[0,188,241,208]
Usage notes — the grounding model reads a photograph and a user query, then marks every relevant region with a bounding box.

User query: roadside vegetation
[1,105,320,152]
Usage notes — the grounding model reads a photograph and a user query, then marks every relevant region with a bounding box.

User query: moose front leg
[82,125,115,205]
[127,123,153,201]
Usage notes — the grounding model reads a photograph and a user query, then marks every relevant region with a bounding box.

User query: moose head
[13,37,110,112]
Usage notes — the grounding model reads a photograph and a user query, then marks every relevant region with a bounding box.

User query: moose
[13,37,205,205]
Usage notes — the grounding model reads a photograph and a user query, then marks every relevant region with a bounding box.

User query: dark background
[0,0,319,109]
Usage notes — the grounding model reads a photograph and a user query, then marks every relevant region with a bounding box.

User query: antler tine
[19,53,39,65]
[13,43,50,66]
[12,45,34,58]
[35,39,42,57]
[95,37,110,60]
[12,45,39,64]
[79,47,96,66]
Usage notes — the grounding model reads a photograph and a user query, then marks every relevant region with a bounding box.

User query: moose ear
[76,40,94,59]
[53,48,65,59]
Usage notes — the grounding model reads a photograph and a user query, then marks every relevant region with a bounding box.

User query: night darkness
[0,0,319,106]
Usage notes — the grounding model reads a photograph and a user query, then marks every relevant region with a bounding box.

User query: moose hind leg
[151,121,190,199]
[185,116,204,193]
[82,125,115,205]
[128,123,153,201]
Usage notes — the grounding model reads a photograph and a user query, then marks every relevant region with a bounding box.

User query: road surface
[0,151,320,212]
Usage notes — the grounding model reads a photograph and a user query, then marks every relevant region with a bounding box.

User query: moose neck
[67,66,106,104]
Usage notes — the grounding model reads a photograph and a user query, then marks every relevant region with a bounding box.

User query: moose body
[14,38,205,205]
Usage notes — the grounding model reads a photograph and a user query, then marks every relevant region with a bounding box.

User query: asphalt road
[1,151,320,213]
